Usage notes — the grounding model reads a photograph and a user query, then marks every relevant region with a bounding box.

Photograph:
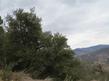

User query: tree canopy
[0,9,81,81]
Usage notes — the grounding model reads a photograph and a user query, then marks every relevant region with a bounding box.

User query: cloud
[1,0,109,48]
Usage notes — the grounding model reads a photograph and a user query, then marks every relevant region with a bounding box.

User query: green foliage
[0,9,83,81]
[5,9,42,69]
[28,32,83,81]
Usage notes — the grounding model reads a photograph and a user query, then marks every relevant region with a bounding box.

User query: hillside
[74,45,109,63]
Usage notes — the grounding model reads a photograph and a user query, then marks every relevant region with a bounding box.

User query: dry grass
[9,72,52,81]
[0,71,52,81]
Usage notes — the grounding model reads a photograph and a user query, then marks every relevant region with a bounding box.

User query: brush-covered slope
[74,45,109,63]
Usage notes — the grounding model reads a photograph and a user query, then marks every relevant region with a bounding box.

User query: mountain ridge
[74,44,109,55]
[74,44,109,63]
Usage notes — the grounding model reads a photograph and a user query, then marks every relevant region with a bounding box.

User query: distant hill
[74,45,109,63]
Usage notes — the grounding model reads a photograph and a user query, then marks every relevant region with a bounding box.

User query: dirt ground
[10,72,52,81]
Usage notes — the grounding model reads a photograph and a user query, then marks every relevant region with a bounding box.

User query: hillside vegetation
[0,9,109,81]
[76,45,109,63]
[0,9,83,81]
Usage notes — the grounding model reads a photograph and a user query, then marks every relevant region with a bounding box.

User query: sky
[0,0,109,49]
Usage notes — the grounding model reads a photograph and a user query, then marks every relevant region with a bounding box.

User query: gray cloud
[1,0,109,48]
